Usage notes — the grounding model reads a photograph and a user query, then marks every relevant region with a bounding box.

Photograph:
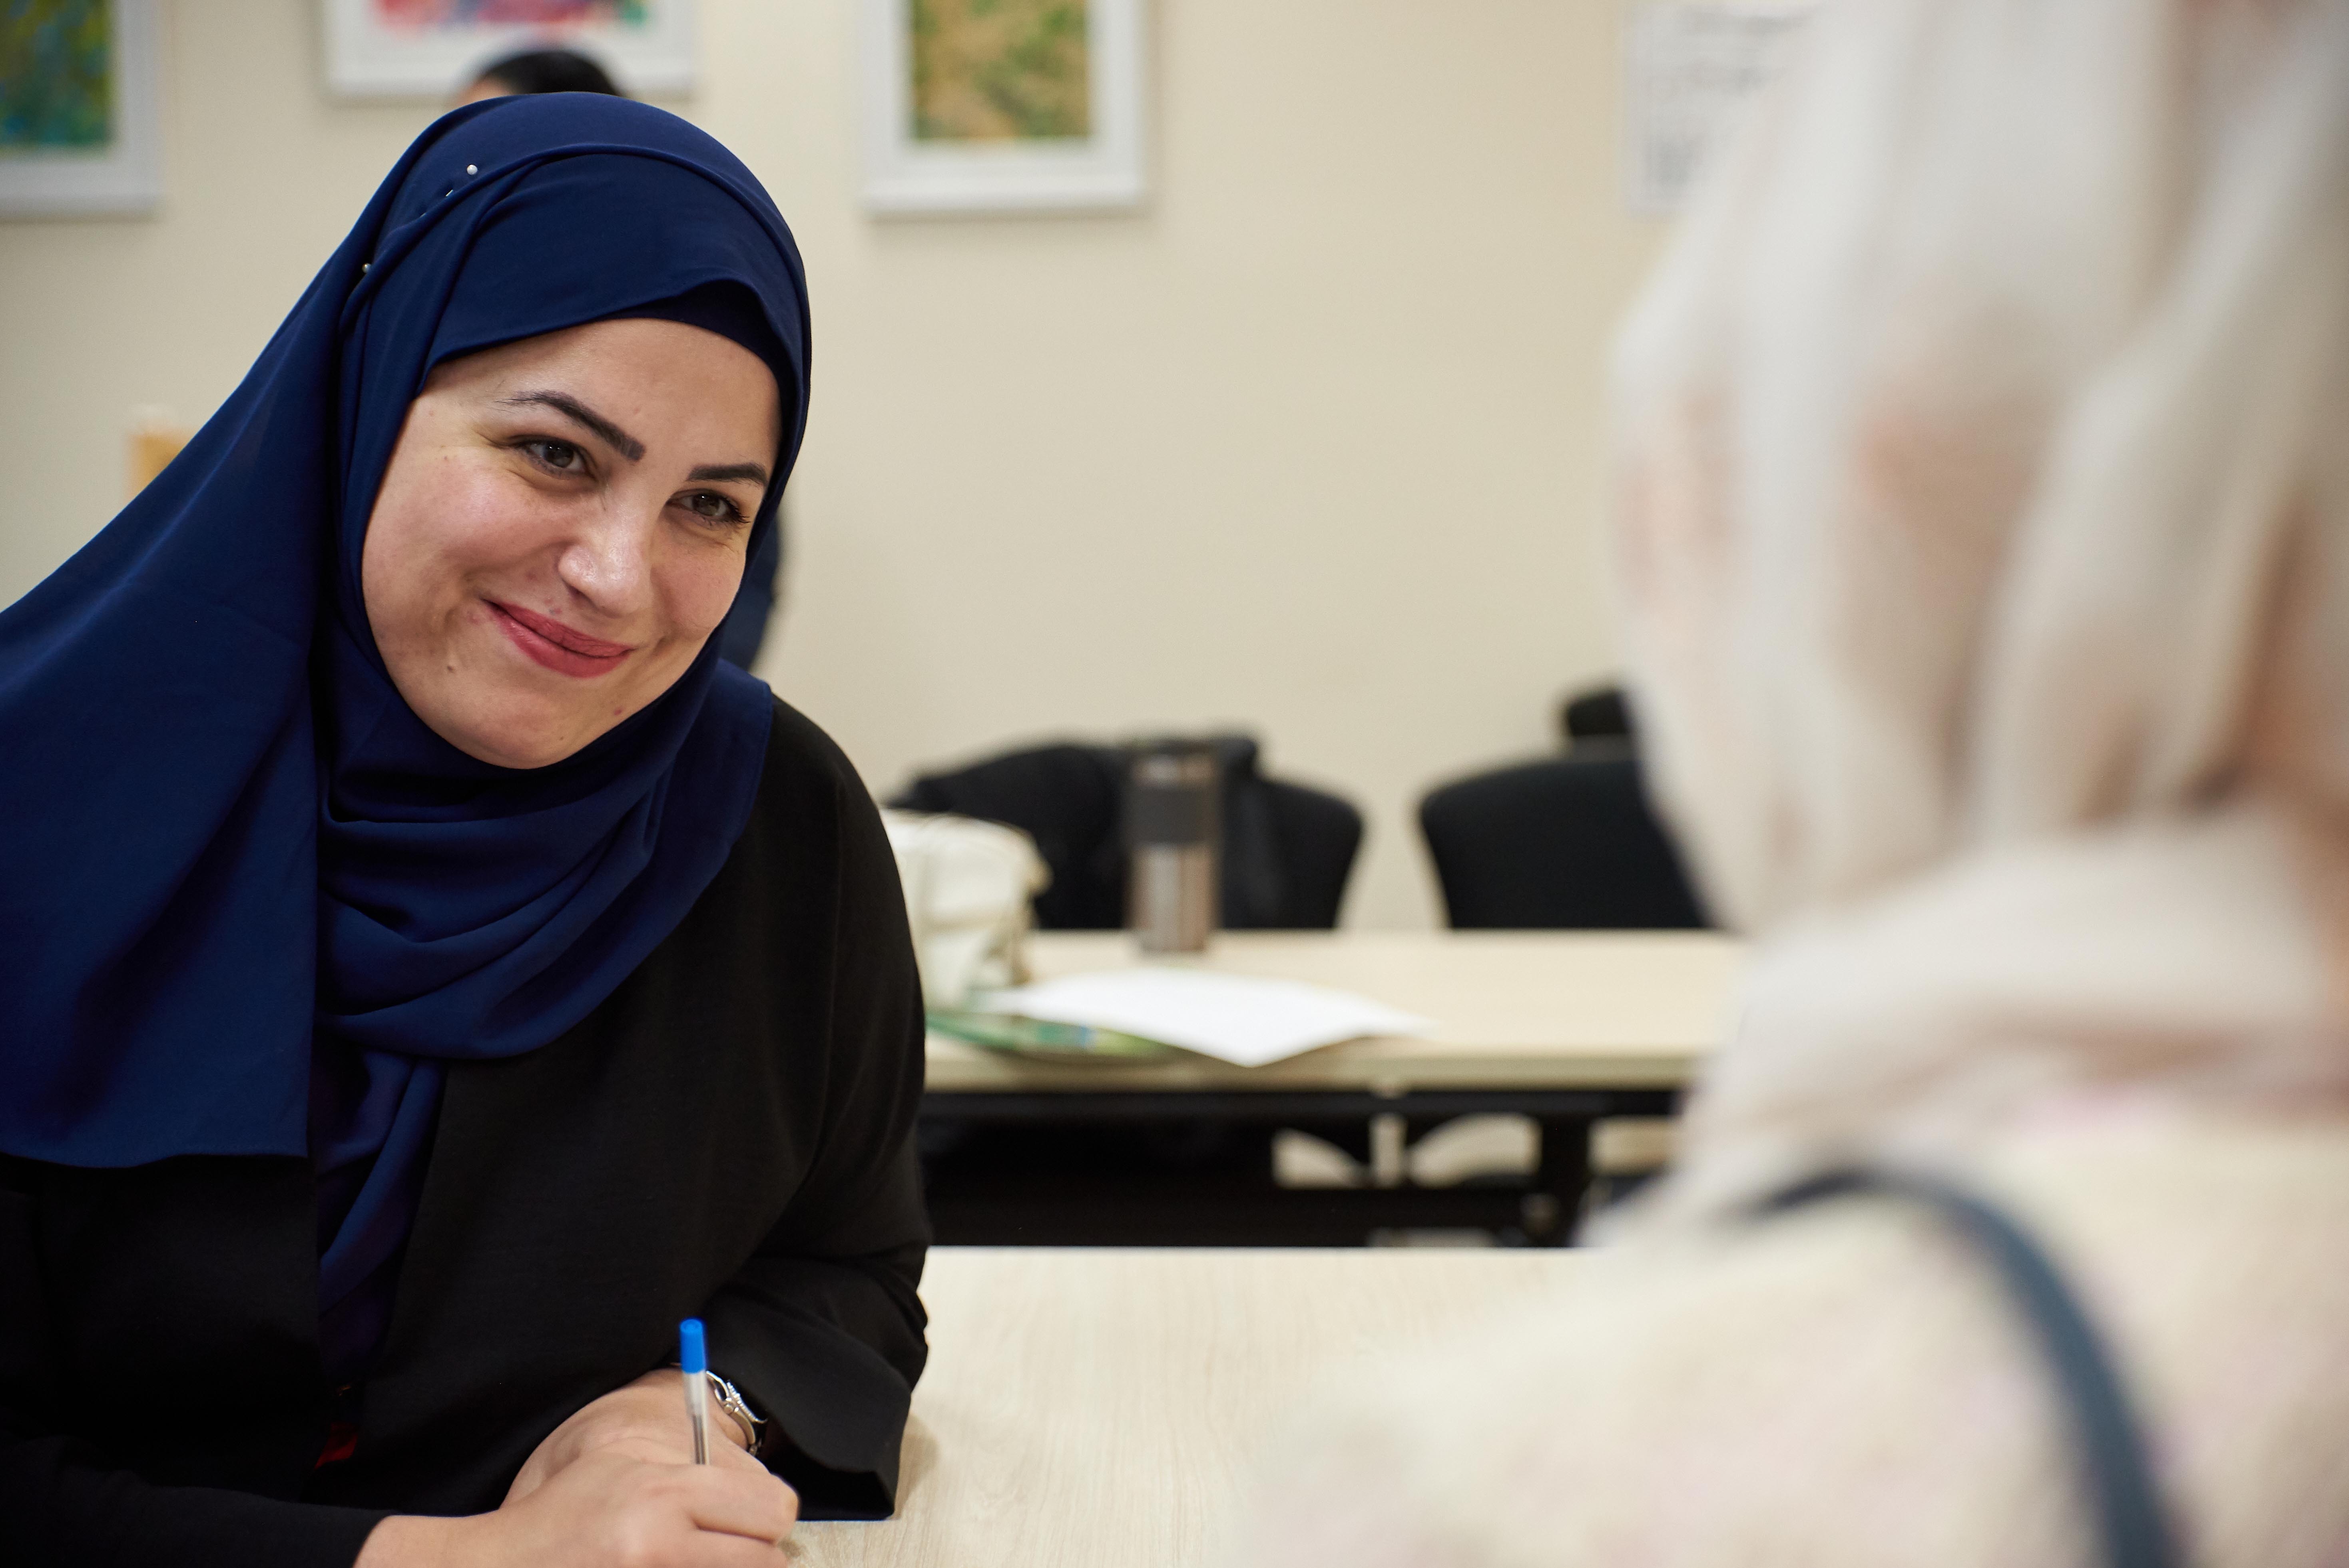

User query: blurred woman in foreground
[1233,0,2349,1561]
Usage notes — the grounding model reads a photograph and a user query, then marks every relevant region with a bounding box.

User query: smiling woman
[364,319,781,768]
[0,97,928,1568]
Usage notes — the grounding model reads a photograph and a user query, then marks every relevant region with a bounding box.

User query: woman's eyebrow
[495,391,646,462]
[687,462,770,485]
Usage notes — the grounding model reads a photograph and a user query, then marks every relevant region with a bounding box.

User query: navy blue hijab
[0,97,812,1362]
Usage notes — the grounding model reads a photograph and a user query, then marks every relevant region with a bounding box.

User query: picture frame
[0,0,161,219]
[861,0,1147,215]
[321,0,696,100]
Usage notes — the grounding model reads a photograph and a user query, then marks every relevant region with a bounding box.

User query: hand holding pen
[362,1332,795,1568]
[370,1319,797,1566]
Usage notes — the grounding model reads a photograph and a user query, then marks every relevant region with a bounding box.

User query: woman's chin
[436,699,618,771]
[387,639,675,769]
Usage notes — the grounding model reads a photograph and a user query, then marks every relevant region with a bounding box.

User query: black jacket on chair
[893,734,1363,930]
[0,700,931,1568]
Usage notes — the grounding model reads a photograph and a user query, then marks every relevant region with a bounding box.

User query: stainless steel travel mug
[1126,741,1218,953]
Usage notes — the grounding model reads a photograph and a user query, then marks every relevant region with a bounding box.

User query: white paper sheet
[979,968,1434,1068]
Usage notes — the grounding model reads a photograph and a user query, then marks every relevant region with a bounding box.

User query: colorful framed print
[861,0,1147,214]
[322,0,696,99]
[0,0,161,218]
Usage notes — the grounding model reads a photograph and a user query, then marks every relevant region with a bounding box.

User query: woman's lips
[488,601,634,679]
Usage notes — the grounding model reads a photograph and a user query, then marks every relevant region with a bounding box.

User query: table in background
[922,931,1745,1245]
[792,1246,1596,1568]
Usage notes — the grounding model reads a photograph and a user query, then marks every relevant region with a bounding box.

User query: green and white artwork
[863,0,1143,213]
[1,0,114,153]
[0,0,158,216]
[910,0,1090,143]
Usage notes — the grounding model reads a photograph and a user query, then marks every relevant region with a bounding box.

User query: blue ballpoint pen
[679,1317,711,1465]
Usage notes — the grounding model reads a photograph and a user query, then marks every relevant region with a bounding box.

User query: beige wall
[0,0,1666,927]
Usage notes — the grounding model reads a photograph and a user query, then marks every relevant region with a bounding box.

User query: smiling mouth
[488,601,635,678]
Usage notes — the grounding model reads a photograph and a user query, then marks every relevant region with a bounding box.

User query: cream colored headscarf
[1615,0,2349,1224]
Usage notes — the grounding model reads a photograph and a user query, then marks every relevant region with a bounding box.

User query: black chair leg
[1529,1117,1594,1245]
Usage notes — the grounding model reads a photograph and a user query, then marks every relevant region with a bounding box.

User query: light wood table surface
[926,929,1747,1094]
[791,1246,1596,1568]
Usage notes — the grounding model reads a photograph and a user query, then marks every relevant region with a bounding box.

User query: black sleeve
[0,1162,389,1568]
[697,717,931,1521]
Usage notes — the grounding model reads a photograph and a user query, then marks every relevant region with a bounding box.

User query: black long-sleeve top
[0,698,930,1568]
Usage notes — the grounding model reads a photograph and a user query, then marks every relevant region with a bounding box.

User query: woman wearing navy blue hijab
[0,97,928,1567]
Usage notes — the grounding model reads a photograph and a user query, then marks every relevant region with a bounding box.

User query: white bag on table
[880,808,1050,1009]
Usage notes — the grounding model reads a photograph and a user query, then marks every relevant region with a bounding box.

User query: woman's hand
[357,1440,798,1567]
[503,1369,768,1506]
[353,1369,796,1568]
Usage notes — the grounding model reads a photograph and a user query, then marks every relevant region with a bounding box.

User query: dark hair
[472,48,623,98]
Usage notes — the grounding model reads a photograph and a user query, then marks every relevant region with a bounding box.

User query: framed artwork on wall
[0,0,161,218]
[861,0,1147,215]
[322,0,696,100]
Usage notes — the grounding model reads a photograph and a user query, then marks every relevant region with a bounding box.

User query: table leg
[1528,1117,1595,1245]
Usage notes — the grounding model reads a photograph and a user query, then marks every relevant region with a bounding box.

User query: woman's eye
[681,491,745,524]
[524,439,584,473]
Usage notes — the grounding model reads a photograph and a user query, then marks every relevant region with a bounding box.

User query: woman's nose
[554,503,657,618]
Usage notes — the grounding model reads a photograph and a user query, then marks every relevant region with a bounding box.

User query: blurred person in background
[457,44,788,673]
[1228,0,2349,1562]
[456,46,622,102]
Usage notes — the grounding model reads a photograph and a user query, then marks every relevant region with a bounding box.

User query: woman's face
[362,317,781,769]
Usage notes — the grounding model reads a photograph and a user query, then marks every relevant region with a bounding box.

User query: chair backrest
[1418,754,1708,929]
[1559,683,1634,748]
[893,736,1364,930]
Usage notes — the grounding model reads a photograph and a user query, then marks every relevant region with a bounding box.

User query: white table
[792,1247,1597,1568]
[919,931,1744,1244]
[928,929,1747,1094]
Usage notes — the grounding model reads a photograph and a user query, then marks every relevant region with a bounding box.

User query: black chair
[898,733,1370,1245]
[1408,745,1703,1225]
[1559,683,1634,747]
[1419,752,1708,929]
[892,734,1362,930]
